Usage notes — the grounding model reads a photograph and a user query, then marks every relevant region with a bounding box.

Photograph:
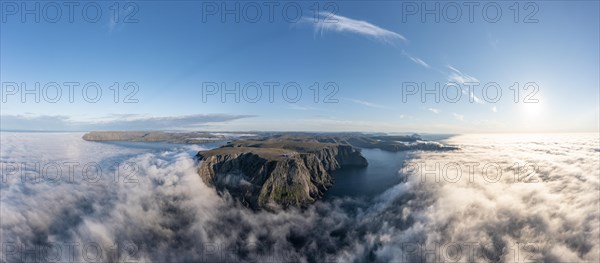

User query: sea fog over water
[1,132,598,262]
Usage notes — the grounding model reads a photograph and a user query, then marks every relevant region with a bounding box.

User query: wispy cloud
[0,114,255,131]
[487,32,499,49]
[345,98,391,110]
[447,65,479,85]
[492,106,498,113]
[304,12,407,44]
[452,113,465,121]
[470,91,484,104]
[107,4,138,33]
[288,104,318,111]
[428,108,440,114]
[402,50,430,68]
[108,15,118,33]
[447,65,484,104]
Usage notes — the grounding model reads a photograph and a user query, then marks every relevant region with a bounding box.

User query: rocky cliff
[196,141,367,210]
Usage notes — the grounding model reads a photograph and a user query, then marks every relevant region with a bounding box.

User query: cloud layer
[1,133,598,262]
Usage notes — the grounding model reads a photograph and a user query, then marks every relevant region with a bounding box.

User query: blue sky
[1,1,598,133]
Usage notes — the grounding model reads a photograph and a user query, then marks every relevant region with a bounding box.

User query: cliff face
[197,143,367,210]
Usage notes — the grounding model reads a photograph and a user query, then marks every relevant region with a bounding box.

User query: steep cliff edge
[196,141,367,210]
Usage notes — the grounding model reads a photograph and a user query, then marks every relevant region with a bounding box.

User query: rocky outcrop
[196,142,367,210]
